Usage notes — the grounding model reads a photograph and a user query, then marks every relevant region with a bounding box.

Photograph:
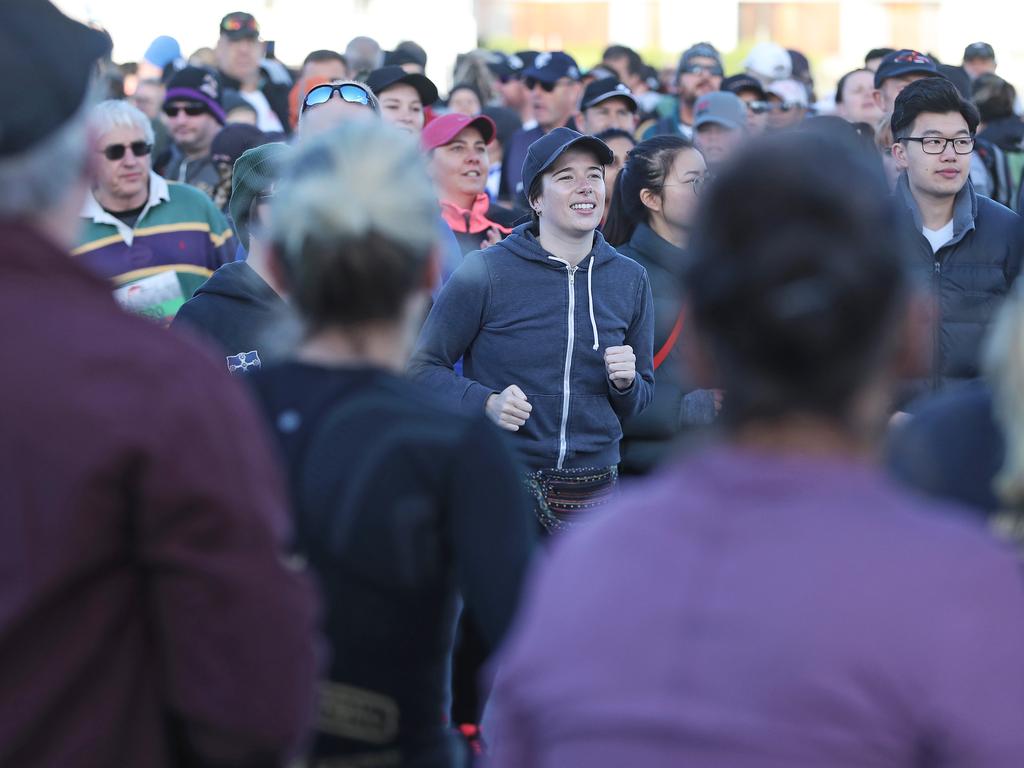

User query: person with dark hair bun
[604,135,717,473]
[890,76,1022,396]
[486,132,1024,767]
[250,122,535,766]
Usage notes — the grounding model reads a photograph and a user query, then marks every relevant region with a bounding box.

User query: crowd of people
[5,0,1024,765]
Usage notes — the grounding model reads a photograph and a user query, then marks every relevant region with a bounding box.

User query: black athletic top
[250,362,535,767]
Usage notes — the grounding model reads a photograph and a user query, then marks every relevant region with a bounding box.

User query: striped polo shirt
[73,172,238,323]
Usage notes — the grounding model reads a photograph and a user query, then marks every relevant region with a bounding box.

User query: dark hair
[686,132,911,427]
[973,73,1016,123]
[890,76,980,138]
[864,47,895,64]
[303,49,348,69]
[396,40,428,68]
[448,82,483,108]
[602,44,644,77]
[594,127,637,146]
[834,68,872,104]
[603,135,694,246]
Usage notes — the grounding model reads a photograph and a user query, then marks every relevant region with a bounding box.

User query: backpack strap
[653,310,685,371]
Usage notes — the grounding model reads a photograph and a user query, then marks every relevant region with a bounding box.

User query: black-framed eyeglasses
[898,136,975,155]
[302,83,372,113]
[99,141,153,161]
[163,103,208,118]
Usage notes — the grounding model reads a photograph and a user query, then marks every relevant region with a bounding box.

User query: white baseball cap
[744,42,793,84]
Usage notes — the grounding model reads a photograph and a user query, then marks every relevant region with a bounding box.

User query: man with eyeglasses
[644,43,723,141]
[74,100,237,324]
[891,77,1022,394]
[500,51,582,202]
[160,66,226,198]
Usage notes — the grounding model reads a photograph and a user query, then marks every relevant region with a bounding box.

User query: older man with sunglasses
[74,99,237,324]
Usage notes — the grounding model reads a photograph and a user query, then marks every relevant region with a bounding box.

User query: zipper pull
[934,260,941,275]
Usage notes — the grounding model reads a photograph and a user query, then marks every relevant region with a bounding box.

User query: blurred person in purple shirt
[486,130,1024,767]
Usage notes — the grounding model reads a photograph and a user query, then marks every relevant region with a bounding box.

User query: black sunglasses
[162,103,208,118]
[302,83,372,113]
[100,141,153,161]
[525,77,567,93]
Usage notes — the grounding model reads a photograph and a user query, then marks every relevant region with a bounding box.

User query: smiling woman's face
[428,126,489,202]
[534,147,606,236]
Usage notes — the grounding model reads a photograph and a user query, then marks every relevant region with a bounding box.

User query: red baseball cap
[421,113,496,151]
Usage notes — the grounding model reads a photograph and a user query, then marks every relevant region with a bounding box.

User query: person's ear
[872,89,884,111]
[639,187,662,214]
[263,244,292,299]
[891,139,909,170]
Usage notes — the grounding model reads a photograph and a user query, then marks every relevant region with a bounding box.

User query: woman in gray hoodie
[410,128,655,532]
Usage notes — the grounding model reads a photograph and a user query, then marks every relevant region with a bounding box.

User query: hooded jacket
[410,223,655,473]
[616,223,716,474]
[172,261,286,373]
[895,174,1022,394]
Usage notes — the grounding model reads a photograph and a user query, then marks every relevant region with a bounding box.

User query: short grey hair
[271,121,437,261]
[0,105,89,218]
[89,99,155,146]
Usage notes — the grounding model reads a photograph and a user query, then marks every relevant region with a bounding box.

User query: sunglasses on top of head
[100,141,153,161]
[302,83,372,113]
[162,103,208,118]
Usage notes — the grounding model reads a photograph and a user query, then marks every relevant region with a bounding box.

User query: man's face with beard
[677,56,723,105]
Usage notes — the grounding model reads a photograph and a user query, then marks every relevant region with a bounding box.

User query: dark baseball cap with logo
[0,0,111,158]
[721,73,767,100]
[874,49,939,88]
[220,11,260,41]
[521,127,613,196]
[523,52,581,85]
[581,78,638,112]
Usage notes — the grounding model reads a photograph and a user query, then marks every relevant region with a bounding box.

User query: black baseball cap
[487,51,527,81]
[721,73,767,100]
[522,51,581,84]
[963,42,995,62]
[364,65,439,106]
[581,78,638,112]
[874,49,939,89]
[521,127,614,196]
[220,11,260,41]
[0,0,111,158]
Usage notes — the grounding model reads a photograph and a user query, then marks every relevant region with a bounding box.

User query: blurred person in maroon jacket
[0,3,319,766]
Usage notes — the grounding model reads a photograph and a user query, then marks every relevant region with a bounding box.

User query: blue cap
[523,51,581,84]
[874,50,939,89]
[520,127,614,196]
[144,35,181,68]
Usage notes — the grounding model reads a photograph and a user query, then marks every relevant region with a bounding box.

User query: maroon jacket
[0,222,319,766]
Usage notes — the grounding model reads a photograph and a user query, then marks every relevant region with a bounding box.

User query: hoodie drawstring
[587,254,599,351]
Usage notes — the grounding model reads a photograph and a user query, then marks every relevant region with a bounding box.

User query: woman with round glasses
[604,136,719,475]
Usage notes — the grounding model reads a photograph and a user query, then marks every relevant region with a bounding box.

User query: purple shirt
[487,444,1024,767]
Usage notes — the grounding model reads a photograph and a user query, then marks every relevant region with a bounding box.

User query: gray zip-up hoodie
[410,223,655,473]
